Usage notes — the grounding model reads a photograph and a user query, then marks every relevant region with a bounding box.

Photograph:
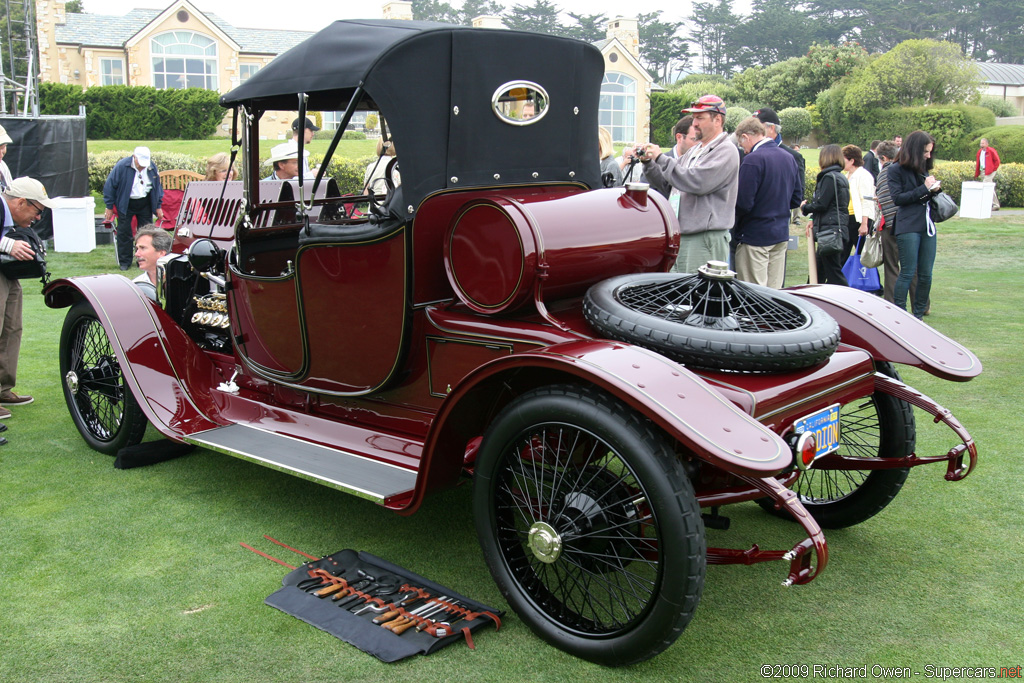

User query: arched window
[599,72,636,143]
[151,31,218,90]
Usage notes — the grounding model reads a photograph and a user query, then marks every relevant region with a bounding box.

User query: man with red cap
[640,95,739,273]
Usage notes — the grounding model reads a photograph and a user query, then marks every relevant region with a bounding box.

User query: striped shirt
[875,161,898,229]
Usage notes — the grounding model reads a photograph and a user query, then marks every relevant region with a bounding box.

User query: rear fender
[410,339,791,513]
[787,284,981,381]
[45,275,227,439]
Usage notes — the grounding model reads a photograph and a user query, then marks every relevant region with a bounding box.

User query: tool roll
[265,549,502,662]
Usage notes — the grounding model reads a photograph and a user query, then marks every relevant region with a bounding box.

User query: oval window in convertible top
[492,81,549,126]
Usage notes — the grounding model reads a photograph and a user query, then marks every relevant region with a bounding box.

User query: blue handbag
[842,237,881,292]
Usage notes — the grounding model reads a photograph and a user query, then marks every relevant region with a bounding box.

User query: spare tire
[583,264,840,372]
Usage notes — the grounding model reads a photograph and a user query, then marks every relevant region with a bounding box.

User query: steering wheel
[369,157,400,221]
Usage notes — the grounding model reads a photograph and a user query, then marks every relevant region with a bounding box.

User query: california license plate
[794,404,841,460]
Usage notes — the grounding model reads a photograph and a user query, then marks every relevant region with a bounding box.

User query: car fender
[45,275,227,439]
[787,284,981,381]
[411,338,792,512]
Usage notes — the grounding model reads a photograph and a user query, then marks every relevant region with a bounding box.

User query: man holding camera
[640,95,740,274]
[0,177,56,436]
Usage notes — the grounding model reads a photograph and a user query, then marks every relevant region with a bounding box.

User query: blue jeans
[894,231,936,318]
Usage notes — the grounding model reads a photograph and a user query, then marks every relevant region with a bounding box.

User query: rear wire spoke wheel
[758,362,914,528]
[59,300,148,455]
[474,385,705,666]
[583,266,840,372]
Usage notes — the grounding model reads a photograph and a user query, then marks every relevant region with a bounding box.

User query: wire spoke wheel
[495,424,659,634]
[758,362,914,528]
[584,268,839,372]
[60,301,148,455]
[615,268,809,333]
[475,385,704,666]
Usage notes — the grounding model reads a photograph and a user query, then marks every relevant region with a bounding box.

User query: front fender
[411,339,791,513]
[788,284,981,382]
[45,275,227,439]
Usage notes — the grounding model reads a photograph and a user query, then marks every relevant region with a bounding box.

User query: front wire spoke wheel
[59,300,148,455]
[475,385,705,666]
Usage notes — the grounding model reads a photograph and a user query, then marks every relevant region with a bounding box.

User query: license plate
[793,404,841,460]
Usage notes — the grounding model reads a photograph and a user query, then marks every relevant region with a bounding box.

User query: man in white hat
[263,141,308,180]
[102,146,164,271]
[0,125,13,190]
[0,177,58,428]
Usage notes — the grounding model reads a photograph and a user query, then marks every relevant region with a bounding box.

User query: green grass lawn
[2,215,1022,681]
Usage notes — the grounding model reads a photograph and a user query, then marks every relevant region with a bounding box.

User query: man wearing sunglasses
[640,95,739,274]
[0,177,57,434]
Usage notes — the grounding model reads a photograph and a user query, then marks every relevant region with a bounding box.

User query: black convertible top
[221,19,605,214]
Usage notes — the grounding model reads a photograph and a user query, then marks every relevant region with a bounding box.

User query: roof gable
[125,0,239,50]
[594,37,652,84]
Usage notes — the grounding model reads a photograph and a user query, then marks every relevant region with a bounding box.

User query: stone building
[36,0,654,142]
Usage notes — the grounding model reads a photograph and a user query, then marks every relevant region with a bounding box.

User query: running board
[183,424,417,505]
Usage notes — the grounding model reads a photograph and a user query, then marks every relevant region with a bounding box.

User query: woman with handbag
[887,130,939,319]
[801,144,850,285]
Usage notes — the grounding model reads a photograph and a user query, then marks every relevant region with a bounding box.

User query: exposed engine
[158,252,232,353]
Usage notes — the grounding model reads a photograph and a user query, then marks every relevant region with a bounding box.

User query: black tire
[474,385,705,666]
[60,300,148,455]
[584,273,839,372]
[757,362,914,528]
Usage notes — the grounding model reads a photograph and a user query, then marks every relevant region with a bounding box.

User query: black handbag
[929,191,958,223]
[0,227,48,281]
[814,174,846,257]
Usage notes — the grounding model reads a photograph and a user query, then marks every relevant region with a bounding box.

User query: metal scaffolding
[1,0,39,116]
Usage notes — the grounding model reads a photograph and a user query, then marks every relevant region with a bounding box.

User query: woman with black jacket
[886,130,938,319]
[801,144,851,285]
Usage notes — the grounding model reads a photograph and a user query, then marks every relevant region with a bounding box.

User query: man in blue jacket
[733,116,802,288]
[103,146,163,271]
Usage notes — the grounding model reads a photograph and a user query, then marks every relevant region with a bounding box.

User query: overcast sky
[77,0,752,34]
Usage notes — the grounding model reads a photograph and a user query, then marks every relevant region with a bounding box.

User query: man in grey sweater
[641,95,740,274]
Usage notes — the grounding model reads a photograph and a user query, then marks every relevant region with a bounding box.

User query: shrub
[724,107,751,134]
[978,95,1017,118]
[41,84,224,139]
[342,130,366,140]
[945,125,1024,165]
[88,150,207,195]
[779,107,812,143]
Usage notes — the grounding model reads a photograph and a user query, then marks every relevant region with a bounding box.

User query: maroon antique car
[45,20,980,665]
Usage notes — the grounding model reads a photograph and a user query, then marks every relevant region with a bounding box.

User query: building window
[239,64,260,83]
[151,31,218,90]
[599,72,636,143]
[100,58,124,86]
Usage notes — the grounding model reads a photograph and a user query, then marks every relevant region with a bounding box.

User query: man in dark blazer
[103,147,164,271]
[733,116,802,288]
[754,107,805,223]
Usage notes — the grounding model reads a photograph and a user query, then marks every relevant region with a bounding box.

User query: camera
[632,146,647,159]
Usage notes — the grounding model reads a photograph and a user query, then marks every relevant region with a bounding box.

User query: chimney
[382,1,413,21]
[606,17,640,59]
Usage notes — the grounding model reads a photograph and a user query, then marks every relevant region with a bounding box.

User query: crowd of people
[599,95,998,323]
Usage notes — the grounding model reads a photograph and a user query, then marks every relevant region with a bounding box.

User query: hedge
[41,83,224,140]
[88,150,375,197]
[944,126,1024,166]
[813,97,995,157]
[802,160,1024,207]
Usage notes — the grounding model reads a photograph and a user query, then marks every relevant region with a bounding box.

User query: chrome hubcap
[65,370,79,395]
[528,521,562,563]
